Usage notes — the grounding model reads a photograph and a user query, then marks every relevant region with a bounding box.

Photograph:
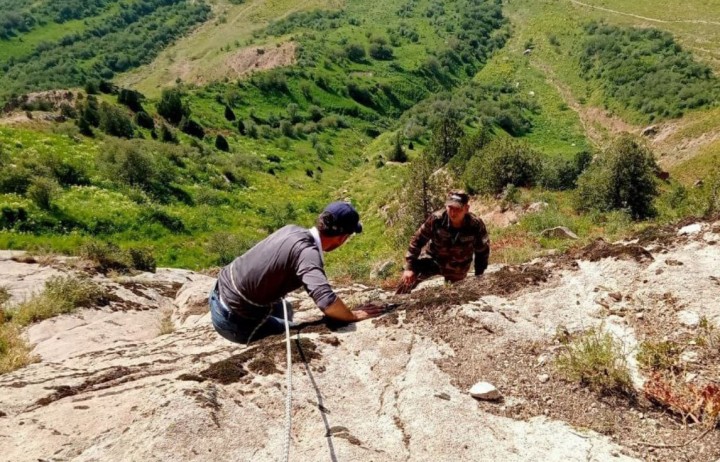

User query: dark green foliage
[427,113,464,164]
[97,139,179,201]
[389,133,407,162]
[345,43,366,62]
[0,165,31,194]
[157,88,189,125]
[224,105,236,121]
[463,138,541,194]
[580,22,719,122]
[207,232,255,266]
[135,111,155,130]
[117,89,144,112]
[76,95,100,136]
[237,119,246,135]
[369,43,394,60]
[265,9,344,36]
[141,207,186,233]
[179,117,205,139]
[99,102,134,138]
[215,134,229,152]
[575,135,659,219]
[79,240,156,273]
[27,178,58,210]
[263,202,298,232]
[0,0,211,99]
[158,123,177,143]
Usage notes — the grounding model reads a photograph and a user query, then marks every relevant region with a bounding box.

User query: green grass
[555,326,634,395]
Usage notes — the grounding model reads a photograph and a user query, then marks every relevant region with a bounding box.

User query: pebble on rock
[470,382,502,401]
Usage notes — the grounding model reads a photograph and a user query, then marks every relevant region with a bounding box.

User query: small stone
[0,410,6,417]
[538,374,550,383]
[434,392,451,401]
[680,351,699,363]
[609,292,622,302]
[636,313,644,320]
[678,223,703,236]
[470,382,502,401]
[677,310,701,328]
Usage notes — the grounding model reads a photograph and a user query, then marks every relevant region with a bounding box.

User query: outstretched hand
[352,302,385,321]
[396,270,417,294]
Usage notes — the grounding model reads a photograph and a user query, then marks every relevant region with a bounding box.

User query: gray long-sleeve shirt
[217,225,337,315]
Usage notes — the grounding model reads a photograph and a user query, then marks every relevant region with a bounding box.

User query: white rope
[281,298,292,462]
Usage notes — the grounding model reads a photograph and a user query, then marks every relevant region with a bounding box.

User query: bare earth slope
[1,222,719,461]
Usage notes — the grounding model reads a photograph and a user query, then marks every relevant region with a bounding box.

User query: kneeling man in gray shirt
[209,201,384,344]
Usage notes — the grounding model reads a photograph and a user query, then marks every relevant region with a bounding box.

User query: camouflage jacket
[404,210,490,281]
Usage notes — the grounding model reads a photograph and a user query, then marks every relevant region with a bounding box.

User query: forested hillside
[0,0,718,275]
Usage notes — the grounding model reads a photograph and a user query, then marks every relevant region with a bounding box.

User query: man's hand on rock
[352,302,385,321]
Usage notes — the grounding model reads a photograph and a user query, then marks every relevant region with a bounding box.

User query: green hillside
[1,0,719,277]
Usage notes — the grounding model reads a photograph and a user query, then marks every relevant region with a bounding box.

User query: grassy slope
[117,0,343,96]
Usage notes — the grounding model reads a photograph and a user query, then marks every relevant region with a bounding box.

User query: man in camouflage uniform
[397,190,490,294]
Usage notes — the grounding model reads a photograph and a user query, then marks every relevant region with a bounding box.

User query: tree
[99,103,134,138]
[76,96,101,136]
[215,134,230,152]
[135,111,155,130]
[237,120,246,135]
[369,43,394,60]
[427,114,464,164]
[224,105,236,121]
[117,89,144,112]
[398,152,446,241]
[575,134,659,219]
[389,133,407,162]
[157,88,189,125]
[344,43,366,62]
[463,138,541,194]
[179,117,205,139]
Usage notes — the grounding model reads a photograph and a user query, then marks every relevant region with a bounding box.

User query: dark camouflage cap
[446,190,469,207]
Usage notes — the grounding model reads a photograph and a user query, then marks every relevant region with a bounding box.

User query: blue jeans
[209,284,293,345]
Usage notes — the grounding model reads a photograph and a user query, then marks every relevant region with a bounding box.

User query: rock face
[2,225,720,461]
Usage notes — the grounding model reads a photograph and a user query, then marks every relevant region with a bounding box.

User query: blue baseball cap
[323,202,362,235]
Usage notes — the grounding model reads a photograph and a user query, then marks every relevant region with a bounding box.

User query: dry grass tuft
[555,327,634,396]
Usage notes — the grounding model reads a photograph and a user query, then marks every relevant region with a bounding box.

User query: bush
[463,138,541,194]
[555,327,634,395]
[215,134,230,152]
[117,88,144,112]
[179,117,205,139]
[135,111,155,130]
[224,105,236,121]
[157,88,189,125]
[344,43,366,62]
[575,135,659,219]
[637,340,681,371]
[12,275,105,326]
[99,102,134,138]
[388,133,407,162]
[0,323,34,374]
[369,42,394,60]
[127,247,157,272]
[207,232,256,266]
[27,177,59,210]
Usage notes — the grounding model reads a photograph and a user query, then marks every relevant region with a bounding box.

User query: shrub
[117,88,144,112]
[127,247,157,273]
[369,42,394,60]
[12,275,104,326]
[157,88,189,125]
[555,327,634,395]
[0,323,34,374]
[224,105,236,121]
[637,340,681,371]
[99,102,134,138]
[575,134,659,219]
[79,241,132,272]
[27,177,59,210]
[207,232,256,266]
[344,43,366,62]
[463,138,541,194]
[135,111,155,130]
[179,117,205,139]
[388,133,407,162]
[215,134,230,152]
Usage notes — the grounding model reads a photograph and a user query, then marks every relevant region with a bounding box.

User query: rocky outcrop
[1,225,719,461]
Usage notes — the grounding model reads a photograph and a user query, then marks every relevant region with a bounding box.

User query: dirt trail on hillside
[569,0,720,26]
